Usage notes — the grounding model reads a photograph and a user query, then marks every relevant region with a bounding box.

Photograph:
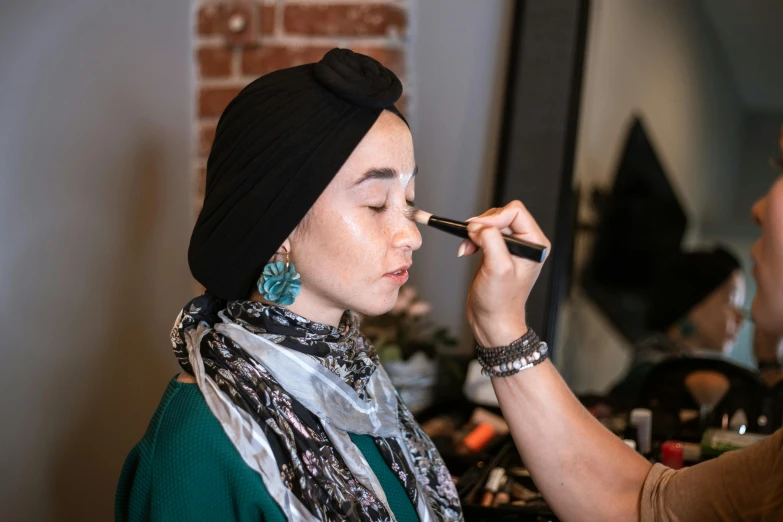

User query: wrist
[476,328,549,377]
[475,323,528,349]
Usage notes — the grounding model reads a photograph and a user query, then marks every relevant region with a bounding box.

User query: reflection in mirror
[555,0,783,415]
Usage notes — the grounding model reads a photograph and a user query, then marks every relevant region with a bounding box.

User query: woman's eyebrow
[354,165,418,186]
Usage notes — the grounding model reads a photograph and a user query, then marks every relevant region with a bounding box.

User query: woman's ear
[278,238,292,256]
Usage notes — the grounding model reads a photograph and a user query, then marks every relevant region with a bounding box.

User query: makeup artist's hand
[460,201,550,348]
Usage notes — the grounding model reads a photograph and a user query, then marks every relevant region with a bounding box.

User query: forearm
[492,359,652,522]
[641,429,783,522]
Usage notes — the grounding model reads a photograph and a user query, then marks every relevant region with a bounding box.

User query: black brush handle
[428,215,547,263]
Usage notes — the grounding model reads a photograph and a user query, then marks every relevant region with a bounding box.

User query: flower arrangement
[361,286,457,362]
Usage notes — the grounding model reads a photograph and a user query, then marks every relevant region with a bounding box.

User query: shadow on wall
[50,139,178,521]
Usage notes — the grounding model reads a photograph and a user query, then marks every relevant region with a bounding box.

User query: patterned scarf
[171,294,463,522]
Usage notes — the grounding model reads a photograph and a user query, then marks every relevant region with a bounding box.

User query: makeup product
[700,428,767,458]
[679,409,699,424]
[684,370,730,431]
[460,441,514,504]
[469,408,510,435]
[729,409,748,433]
[508,467,530,478]
[480,467,506,507]
[510,480,541,502]
[493,476,512,507]
[404,206,547,263]
[629,408,652,456]
[462,422,497,453]
[660,441,684,469]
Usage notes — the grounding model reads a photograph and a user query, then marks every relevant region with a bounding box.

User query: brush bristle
[685,371,730,408]
[404,205,431,224]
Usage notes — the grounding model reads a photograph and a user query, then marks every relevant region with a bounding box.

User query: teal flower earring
[257,250,302,306]
[677,318,696,338]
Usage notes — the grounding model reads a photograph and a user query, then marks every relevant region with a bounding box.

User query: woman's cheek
[335,213,383,266]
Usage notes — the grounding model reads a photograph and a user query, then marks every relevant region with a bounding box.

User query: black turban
[189,48,405,300]
[647,246,741,331]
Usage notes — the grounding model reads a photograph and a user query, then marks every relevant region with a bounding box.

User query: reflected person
[610,247,745,407]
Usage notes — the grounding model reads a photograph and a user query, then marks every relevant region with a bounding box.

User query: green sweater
[116,376,419,522]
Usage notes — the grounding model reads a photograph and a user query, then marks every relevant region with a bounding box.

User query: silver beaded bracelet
[476,329,549,377]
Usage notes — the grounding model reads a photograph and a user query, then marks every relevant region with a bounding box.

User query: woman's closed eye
[369,199,415,214]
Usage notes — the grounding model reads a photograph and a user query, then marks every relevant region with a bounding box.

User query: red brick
[199,86,243,117]
[260,5,276,35]
[224,5,257,47]
[198,47,233,78]
[242,45,332,76]
[197,5,227,36]
[283,4,406,37]
[351,47,404,76]
[199,122,218,157]
[198,4,259,46]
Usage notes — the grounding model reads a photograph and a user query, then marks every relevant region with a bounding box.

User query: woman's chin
[751,301,783,337]
[750,297,766,329]
[353,295,399,317]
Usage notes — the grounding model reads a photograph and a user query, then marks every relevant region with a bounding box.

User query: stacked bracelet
[476,329,549,377]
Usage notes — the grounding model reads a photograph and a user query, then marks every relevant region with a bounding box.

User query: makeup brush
[404,206,547,263]
[685,370,731,430]
[685,370,731,409]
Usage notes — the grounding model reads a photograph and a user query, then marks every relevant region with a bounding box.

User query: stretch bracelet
[477,329,538,366]
[476,329,549,377]
[475,329,538,367]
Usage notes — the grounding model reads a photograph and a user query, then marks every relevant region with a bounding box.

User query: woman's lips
[384,268,410,285]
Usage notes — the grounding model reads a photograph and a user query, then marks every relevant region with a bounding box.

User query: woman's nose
[751,196,766,226]
[727,307,744,336]
[393,211,423,251]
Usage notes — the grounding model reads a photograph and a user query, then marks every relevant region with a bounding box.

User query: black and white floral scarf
[171,294,463,522]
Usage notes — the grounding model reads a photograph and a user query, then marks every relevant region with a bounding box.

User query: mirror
[555,0,783,403]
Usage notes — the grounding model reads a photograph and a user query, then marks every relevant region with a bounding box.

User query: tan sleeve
[640,429,783,522]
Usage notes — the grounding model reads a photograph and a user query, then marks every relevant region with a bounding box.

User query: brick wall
[194,0,410,209]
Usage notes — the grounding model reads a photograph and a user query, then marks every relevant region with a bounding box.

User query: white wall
[0,1,193,520]
[559,0,745,393]
[408,0,514,349]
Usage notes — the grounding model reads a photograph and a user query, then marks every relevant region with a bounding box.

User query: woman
[610,246,745,406]
[459,131,783,520]
[117,49,462,521]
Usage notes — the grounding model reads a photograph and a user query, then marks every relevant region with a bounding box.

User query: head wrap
[647,246,741,331]
[189,48,405,300]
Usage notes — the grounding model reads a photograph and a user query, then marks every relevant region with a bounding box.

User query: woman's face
[285,110,421,324]
[751,175,783,336]
[688,270,745,352]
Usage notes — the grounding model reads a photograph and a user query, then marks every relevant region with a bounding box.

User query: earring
[677,318,696,338]
[257,250,302,306]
